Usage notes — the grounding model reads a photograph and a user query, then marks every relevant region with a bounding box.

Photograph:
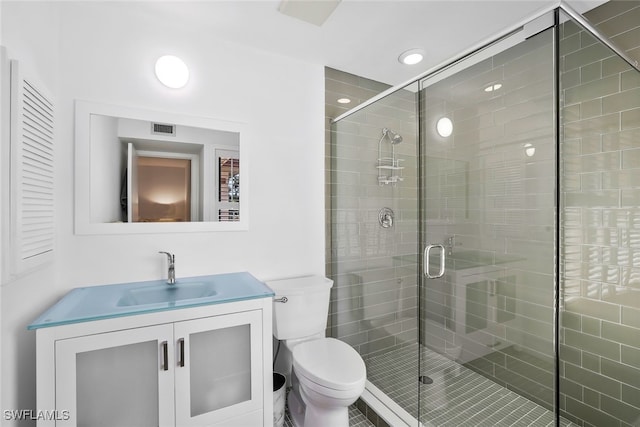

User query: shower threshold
[362,344,578,427]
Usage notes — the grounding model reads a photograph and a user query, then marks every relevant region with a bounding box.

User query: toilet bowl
[288,338,366,427]
[267,276,367,427]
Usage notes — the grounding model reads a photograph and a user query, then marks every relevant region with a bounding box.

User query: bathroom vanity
[29,272,274,427]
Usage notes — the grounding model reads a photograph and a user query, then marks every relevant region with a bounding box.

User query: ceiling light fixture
[398,48,425,65]
[436,117,453,138]
[484,83,502,92]
[155,55,189,89]
[337,98,351,104]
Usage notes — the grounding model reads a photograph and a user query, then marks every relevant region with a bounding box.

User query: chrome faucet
[159,251,176,285]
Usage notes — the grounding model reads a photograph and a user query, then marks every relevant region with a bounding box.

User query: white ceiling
[159,0,607,87]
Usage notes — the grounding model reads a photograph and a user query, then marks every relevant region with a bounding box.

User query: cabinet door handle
[161,341,168,371]
[178,338,185,367]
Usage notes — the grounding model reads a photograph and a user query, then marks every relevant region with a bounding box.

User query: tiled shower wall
[560,2,640,426]
[325,2,640,426]
[326,69,420,358]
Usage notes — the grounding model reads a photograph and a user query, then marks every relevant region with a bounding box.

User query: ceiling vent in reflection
[151,122,176,136]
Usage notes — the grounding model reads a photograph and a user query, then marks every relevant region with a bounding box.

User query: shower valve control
[379,207,394,228]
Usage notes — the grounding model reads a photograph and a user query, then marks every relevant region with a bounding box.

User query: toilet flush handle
[274,296,288,303]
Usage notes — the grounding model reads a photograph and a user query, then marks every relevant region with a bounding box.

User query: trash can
[273,372,286,427]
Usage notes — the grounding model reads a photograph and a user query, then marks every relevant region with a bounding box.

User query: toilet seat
[292,338,366,392]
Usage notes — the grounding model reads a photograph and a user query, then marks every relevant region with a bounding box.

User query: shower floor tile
[365,344,579,427]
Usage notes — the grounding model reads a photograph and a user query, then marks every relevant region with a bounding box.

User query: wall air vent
[151,122,176,136]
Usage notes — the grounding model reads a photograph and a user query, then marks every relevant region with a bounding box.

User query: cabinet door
[174,310,263,426]
[55,324,175,427]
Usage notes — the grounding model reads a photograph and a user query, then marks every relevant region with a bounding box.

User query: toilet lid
[292,338,366,391]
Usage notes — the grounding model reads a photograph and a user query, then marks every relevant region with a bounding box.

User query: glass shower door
[418,25,558,425]
[329,80,422,425]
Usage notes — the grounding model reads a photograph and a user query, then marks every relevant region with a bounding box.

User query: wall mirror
[75,100,248,234]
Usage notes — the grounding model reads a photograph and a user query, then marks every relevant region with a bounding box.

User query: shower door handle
[424,244,446,279]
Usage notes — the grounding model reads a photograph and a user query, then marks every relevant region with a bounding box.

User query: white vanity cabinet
[55,323,176,427]
[30,273,274,427]
[173,310,264,426]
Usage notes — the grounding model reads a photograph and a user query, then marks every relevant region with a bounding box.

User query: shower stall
[328,3,640,426]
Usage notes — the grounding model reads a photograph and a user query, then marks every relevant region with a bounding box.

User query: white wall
[90,114,121,223]
[1,2,61,422]
[1,1,325,422]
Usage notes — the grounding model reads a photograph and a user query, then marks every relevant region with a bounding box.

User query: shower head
[383,128,403,144]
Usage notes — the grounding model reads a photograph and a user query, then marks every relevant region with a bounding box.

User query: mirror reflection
[75,100,247,234]
[90,114,239,224]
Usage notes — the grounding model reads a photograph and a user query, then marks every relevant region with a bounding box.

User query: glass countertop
[28,272,274,330]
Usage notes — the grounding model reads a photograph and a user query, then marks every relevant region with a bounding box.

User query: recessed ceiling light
[484,83,502,92]
[337,98,351,104]
[398,48,425,65]
[155,55,189,89]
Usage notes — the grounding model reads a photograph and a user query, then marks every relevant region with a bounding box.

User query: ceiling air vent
[151,122,176,136]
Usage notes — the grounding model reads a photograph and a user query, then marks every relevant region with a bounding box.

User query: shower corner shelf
[378,175,404,185]
[376,158,405,170]
[377,158,405,186]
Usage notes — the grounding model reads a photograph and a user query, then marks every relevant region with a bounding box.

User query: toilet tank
[266,275,333,340]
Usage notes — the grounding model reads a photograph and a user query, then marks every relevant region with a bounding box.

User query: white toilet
[266,275,366,427]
